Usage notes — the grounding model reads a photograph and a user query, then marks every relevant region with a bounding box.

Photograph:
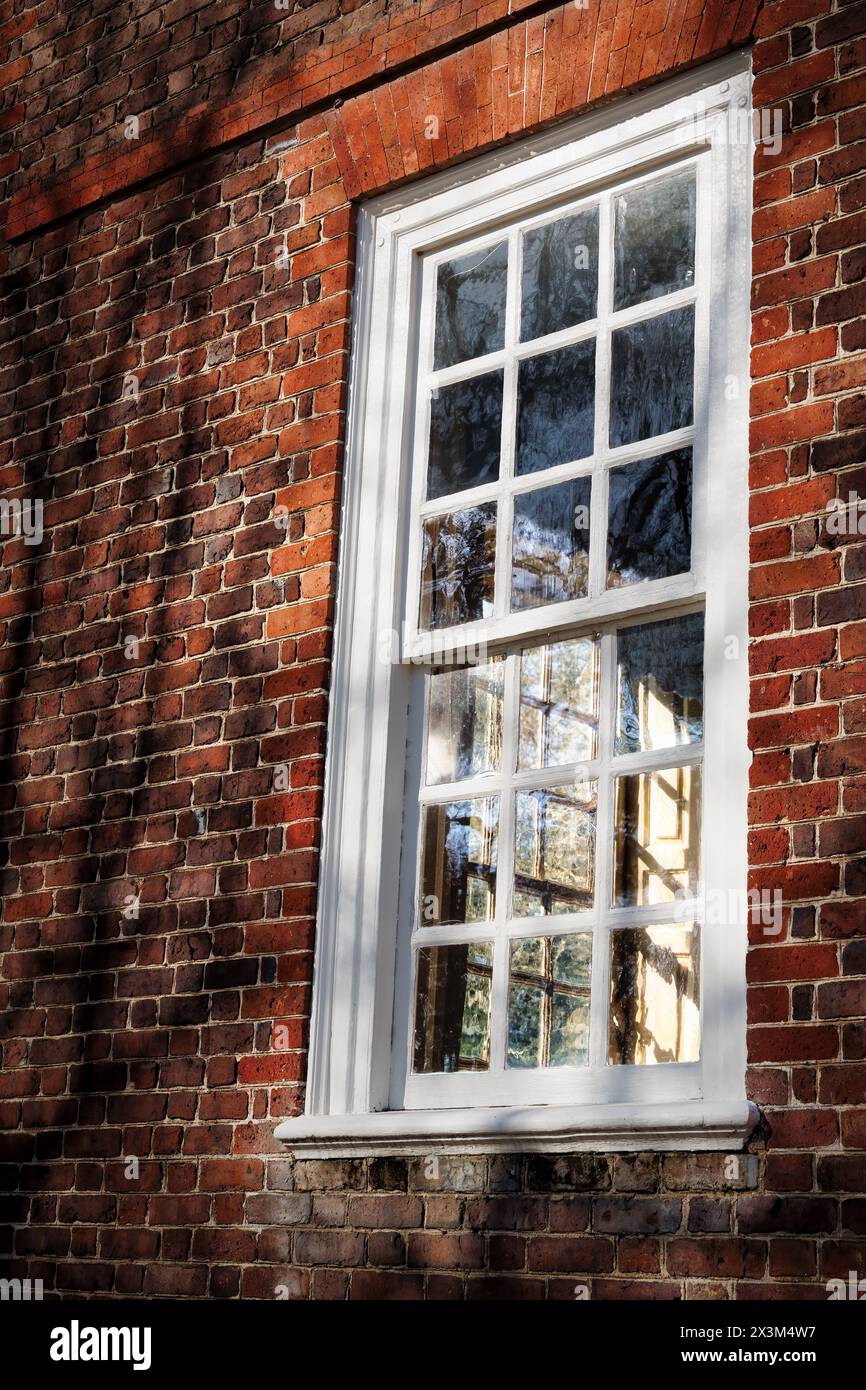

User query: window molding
[276,1101,758,1159]
[276,52,758,1157]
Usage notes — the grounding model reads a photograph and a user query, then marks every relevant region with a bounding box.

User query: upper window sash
[403,156,708,662]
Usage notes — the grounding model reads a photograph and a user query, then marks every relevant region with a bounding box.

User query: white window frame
[276,53,758,1157]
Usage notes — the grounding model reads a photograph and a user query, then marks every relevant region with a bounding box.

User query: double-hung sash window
[276,57,757,1156]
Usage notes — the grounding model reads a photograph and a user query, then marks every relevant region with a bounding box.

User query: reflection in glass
[521,207,599,341]
[516,341,595,475]
[519,637,598,769]
[427,370,503,500]
[514,781,596,917]
[420,504,496,630]
[613,765,702,907]
[413,941,493,1072]
[614,171,696,311]
[511,478,591,612]
[420,797,498,926]
[616,613,704,755]
[608,925,700,1064]
[508,933,592,1068]
[434,241,508,369]
[609,307,694,447]
[607,448,692,588]
[426,659,504,785]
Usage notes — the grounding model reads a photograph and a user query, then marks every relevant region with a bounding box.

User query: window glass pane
[521,207,599,341]
[514,781,596,917]
[434,242,508,369]
[613,765,702,907]
[615,613,704,755]
[607,448,692,588]
[516,341,595,475]
[427,370,503,501]
[507,933,592,1068]
[608,925,700,1064]
[420,797,498,926]
[511,478,591,612]
[609,306,694,448]
[426,659,505,785]
[519,637,598,769]
[420,503,496,630]
[614,171,696,311]
[413,942,493,1072]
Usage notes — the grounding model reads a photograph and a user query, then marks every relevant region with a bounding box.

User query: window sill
[275,1100,760,1157]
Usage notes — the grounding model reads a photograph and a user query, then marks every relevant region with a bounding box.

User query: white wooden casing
[275,53,758,1156]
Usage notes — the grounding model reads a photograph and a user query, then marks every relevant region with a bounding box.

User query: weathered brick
[592,1198,682,1235]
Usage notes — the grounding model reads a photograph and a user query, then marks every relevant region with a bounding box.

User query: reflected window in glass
[434,242,508,369]
[521,207,599,341]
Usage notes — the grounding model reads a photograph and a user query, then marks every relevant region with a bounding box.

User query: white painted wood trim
[284,53,754,1153]
[275,1101,761,1157]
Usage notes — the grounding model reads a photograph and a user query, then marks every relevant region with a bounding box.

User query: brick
[527,1237,615,1273]
[751,256,837,309]
[347,1195,424,1228]
[750,551,839,597]
[591,1198,682,1234]
[667,1238,767,1278]
[688,1198,731,1234]
[768,1108,838,1148]
[748,1024,839,1061]
[817,1155,866,1191]
[820,1066,866,1104]
[294,1230,365,1265]
[463,1197,547,1230]
[738,1196,837,1233]
[663,1154,760,1191]
[769,1239,817,1278]
[407,1232,485,1269]
[749,944,840,984]
[408,1157,486,1191]
[749,705,838,749]
[524,1155,610,1191]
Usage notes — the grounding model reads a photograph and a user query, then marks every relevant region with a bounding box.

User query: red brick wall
[1,0,865,1298]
